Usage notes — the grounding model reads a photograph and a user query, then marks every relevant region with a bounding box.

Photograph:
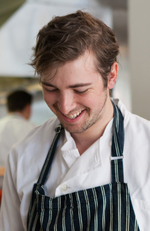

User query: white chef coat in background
[0,99,150,231]
[0,113,35,167]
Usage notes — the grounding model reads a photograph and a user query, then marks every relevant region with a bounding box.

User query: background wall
[128,0,150,119]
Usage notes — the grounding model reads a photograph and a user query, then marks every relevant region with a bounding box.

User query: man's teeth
[66,111,82,119]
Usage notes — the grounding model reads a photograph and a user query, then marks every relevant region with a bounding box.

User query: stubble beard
[58,90,108,134]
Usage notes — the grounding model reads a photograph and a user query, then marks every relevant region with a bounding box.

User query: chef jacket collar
[60,118,113,181]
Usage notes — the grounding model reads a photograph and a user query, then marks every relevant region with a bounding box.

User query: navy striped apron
[27,102,140,231]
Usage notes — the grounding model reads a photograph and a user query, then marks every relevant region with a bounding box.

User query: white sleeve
[0,151,25,231]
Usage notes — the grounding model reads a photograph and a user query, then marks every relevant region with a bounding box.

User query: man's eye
[74,89,88,94]
[44,87,57,92]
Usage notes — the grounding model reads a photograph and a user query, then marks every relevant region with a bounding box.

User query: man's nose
[58,92,75,115]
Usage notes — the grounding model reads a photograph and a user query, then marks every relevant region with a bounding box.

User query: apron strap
[111,101,124,183]
[37,124,64,186]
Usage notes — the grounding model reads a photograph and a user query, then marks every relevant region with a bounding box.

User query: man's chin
[61,123,89,134]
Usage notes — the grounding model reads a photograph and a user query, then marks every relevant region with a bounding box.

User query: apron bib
[27,102,140,231]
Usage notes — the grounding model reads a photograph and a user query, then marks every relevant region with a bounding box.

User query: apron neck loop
[37,101,125,186]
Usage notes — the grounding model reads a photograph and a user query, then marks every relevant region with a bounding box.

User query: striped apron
[27,102,140,231]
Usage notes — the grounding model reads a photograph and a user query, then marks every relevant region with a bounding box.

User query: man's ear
[107,62,119,89]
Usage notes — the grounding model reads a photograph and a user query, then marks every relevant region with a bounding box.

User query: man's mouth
[64,110,84,119]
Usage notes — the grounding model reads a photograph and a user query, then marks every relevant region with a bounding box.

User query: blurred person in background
[0,90,35,167]
[0,10,150,231]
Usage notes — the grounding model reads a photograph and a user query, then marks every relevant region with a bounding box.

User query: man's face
[41,51,115,135]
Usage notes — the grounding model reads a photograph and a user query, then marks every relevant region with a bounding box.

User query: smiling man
[0,10,150,231]
[41,50,116,154]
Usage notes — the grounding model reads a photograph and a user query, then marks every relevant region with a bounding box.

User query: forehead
[40,51,98,83]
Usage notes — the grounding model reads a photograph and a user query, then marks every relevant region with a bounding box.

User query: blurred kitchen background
[0,0,150,125]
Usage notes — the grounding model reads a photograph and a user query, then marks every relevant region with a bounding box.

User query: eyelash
[44,87,88,94]
[74,89,88,94]
[44,87,57,92]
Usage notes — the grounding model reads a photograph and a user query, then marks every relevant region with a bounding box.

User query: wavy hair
[30,10,119,87]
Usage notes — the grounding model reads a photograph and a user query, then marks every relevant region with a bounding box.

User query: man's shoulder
[0,115,11,125]
[14,116,35,129]
[0,115,15,133]
[32,116,60,134]
[6,116,61,176]
[115,98,150,135]
[118,100,150,138]
[128,112,150,135]
[12,116,60,151]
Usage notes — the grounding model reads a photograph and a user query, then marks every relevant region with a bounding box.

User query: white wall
[128,0,150,119]
[0,0,112,77]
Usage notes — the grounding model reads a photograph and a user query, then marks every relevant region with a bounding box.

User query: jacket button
[60,184,68,192]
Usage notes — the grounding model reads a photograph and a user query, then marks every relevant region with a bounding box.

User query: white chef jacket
[0,99,150,231]
[0,113,35,167]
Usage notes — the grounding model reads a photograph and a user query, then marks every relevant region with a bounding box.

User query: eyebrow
[41,81,92,88]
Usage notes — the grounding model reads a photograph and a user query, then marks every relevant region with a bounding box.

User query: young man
[0,10,150,231]
[0,90,35,167]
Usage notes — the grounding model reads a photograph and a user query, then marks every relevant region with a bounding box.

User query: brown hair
[31,10,119,87]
